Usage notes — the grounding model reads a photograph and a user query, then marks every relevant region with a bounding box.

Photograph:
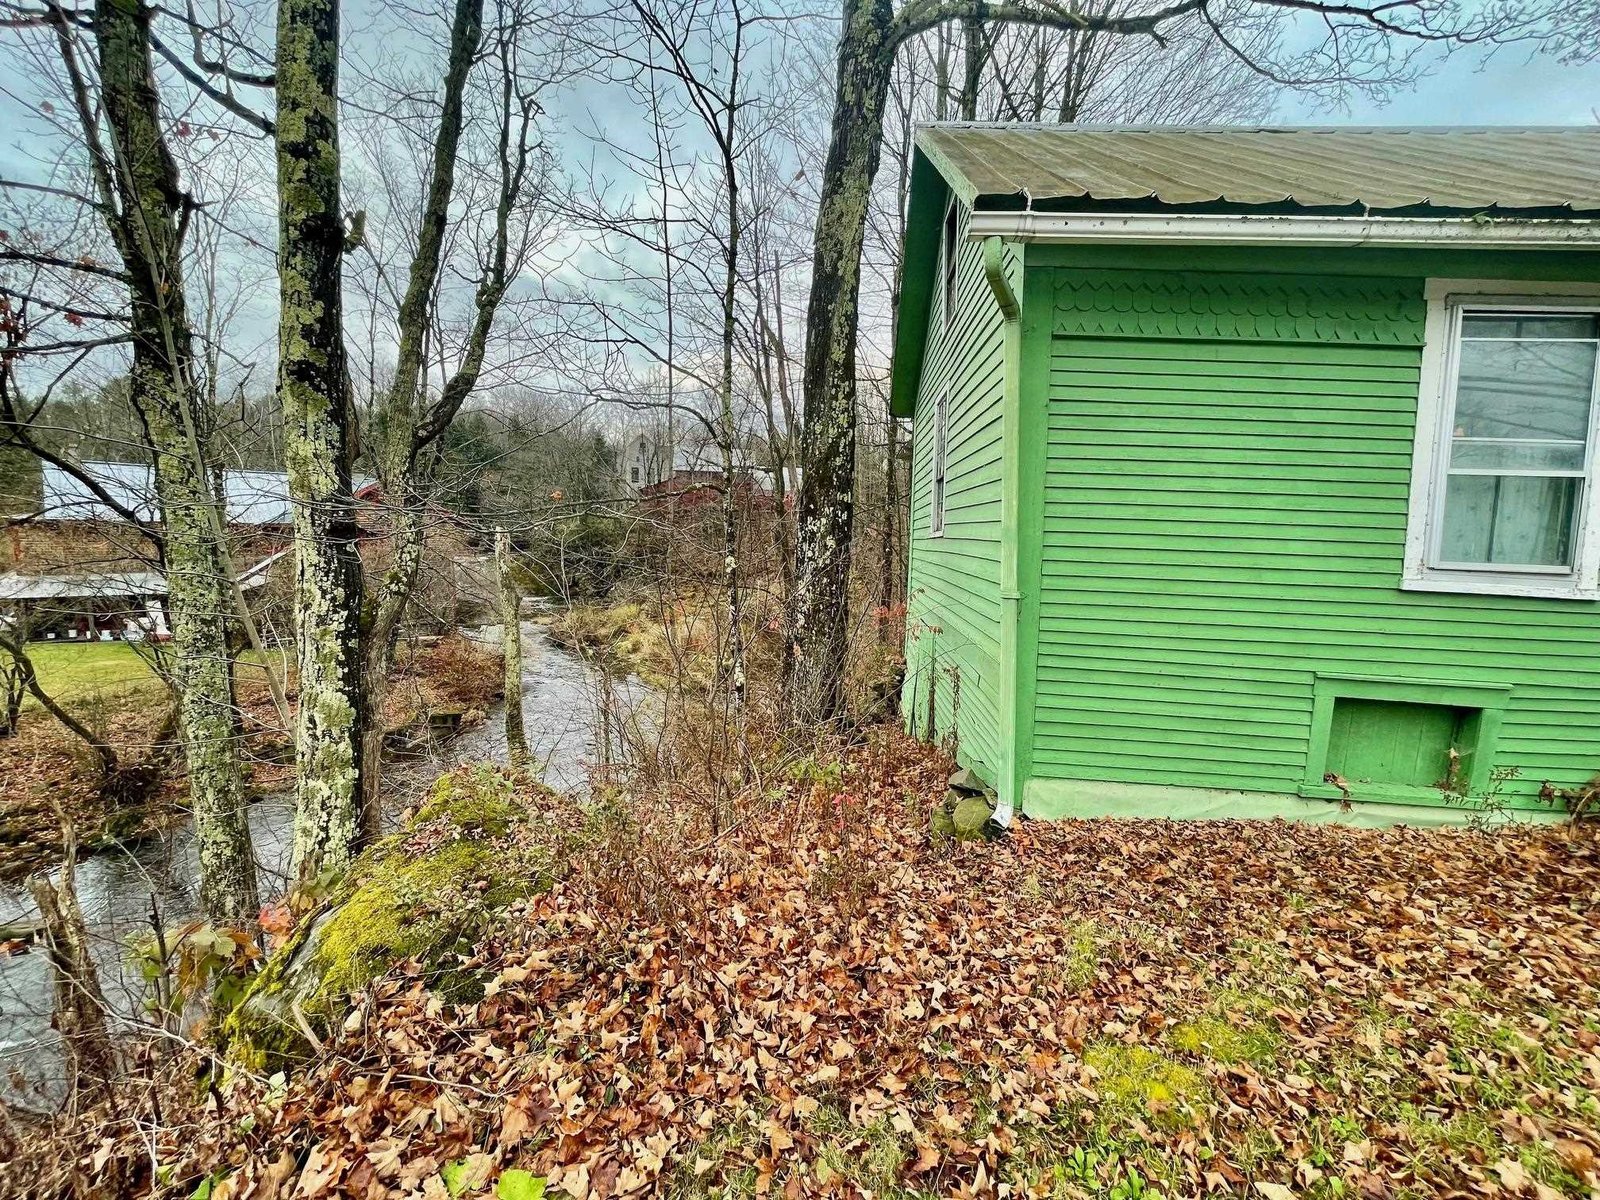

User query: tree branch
[891,0,1205,49]
[148,28,275,135]
[0,249,129,283]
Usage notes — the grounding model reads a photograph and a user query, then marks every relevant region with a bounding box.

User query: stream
[0,619,646,1108]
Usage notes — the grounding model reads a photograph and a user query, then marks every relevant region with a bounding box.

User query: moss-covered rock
[951,795,995,841]
[224,768,559,1070]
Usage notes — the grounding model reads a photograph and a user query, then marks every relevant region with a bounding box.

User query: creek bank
[225,768,562,1069]
[0,620,647,1106]
[0,633,501,883]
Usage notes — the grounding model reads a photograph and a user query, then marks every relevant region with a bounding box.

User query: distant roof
[39,462,375,525]
[916,125,1600,213]
[0,549,288,602]
[40,461,155,522]
[0,570,168,602]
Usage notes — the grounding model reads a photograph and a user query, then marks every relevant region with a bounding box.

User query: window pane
[1462,313,1600,340]
[1449,439,1587,472]
[1454,336,1596,444]
[1439,474,1579,567]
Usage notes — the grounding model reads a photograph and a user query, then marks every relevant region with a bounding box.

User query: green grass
[21,640,163,706]
[18,640,286,710]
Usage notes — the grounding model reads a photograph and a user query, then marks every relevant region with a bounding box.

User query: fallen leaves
[10,732,1600,1199]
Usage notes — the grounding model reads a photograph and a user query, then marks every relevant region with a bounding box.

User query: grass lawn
[19,639,291,709]
[20,639,165,707]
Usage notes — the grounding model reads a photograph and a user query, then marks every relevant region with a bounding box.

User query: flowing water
[0,619,646,1107]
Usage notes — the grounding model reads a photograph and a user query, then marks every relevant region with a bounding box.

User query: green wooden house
[893,125,1600,825]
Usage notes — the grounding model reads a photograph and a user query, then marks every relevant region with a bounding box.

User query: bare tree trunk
[790,0,896,728]
[29,841,116,1111]
[717,170,745,719]
[359,508,423,839]
[496,526,528,769]
[277,0,367,884]
[879,87,913,639]
[2,663,22,736]
[959,15,986,118]
[81,0,259,919]
[881,412,901,627]
[360,0,485,827]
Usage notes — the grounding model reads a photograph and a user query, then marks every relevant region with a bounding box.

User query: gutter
[967,210,1600,249]
[983,236,1021,828]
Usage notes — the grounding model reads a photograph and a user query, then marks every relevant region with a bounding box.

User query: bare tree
[0,0,264,919]
[495,524,529,767]
[351,0,559,833]
[276,0,367,884]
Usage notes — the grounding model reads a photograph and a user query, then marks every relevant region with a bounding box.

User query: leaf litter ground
[44,734,1600,1199]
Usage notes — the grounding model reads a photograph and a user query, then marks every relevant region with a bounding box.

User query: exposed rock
[952,794,997,841]
[948,767,988,795]
[224,769,559,1070]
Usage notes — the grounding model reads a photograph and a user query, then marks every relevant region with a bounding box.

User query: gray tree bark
[276,0,368,884]
[789,0,896,727]
[360,0,531,831]
[90,0,257,920]
[360,0,485,834]
[496,526,528,769]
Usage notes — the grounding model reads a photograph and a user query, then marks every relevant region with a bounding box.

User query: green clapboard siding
[903,204,1020,782]
[1032,262,1600,809]
[1325,698,1462,790]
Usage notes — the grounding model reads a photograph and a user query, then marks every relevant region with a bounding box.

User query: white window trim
[940,200,959,331]
[929,388,949,538]
[1403,278,1600,600]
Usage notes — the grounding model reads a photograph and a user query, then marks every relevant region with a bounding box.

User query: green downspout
[983,236,1022,826]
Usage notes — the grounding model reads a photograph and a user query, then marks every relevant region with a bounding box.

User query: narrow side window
[930,388,948,537]
[941,200,959,328]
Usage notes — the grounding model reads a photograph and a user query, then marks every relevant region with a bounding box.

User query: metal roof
[40,462,375,525]
[0,550,287,602]
[40,461,155,522]
[917,125,1600,213]
[0,571,169,601]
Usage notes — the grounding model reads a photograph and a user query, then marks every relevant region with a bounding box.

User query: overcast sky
[1279,45,1598,126]
[2,9,1596,411]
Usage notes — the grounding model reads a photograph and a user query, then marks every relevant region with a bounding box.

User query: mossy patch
[225,767,558,1070]
[1083,1042,1206,1129]
[1167,988,1282,1066]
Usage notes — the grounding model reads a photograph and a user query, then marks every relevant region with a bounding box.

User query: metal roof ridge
[915,122,1597,135]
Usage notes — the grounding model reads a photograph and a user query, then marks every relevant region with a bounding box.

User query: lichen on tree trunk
[276,0,367,884]
[92,0,257,920]
[790,0,896,728]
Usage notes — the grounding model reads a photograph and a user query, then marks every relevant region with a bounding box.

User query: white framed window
[1404,279,1600,599]
[930,388,949,537]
